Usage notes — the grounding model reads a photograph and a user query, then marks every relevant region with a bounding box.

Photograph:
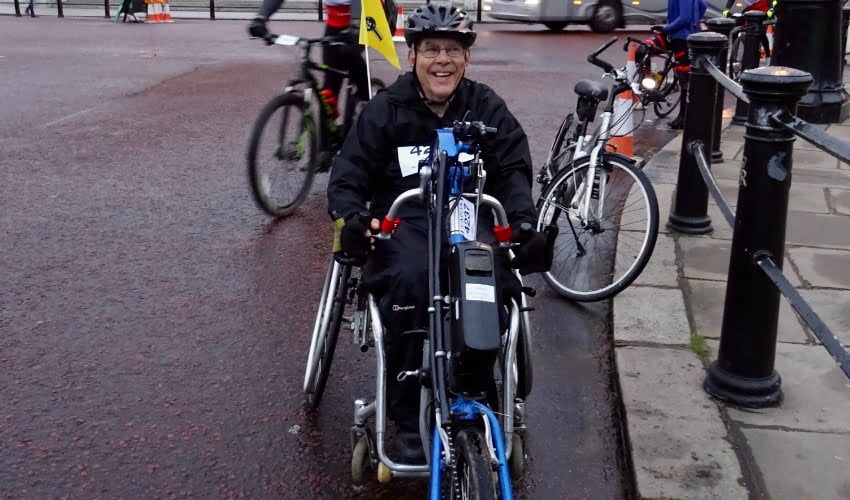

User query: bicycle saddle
[574,80,609,101]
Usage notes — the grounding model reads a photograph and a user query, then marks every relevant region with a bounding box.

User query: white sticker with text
[466,283,495,303]
[397,145,431,177]
[454,197,477,241]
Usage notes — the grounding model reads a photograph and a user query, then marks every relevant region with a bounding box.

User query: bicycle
[726,12,775,81]
[247,32,385,218]
[536,36,660,302]
[626,28,681,120]
[304,120,535,497]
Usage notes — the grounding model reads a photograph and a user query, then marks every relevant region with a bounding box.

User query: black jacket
[327,72,537,229]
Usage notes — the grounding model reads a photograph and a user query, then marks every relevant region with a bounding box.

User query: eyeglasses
[417,45,466,59]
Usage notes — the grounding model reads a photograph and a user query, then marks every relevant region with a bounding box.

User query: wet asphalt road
[1,17,674,499]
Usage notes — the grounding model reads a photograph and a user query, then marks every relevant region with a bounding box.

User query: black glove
[511,223,557,276]
[248,16,270,41]
[333,212,372,265]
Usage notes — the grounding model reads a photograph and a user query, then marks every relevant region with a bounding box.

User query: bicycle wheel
[536,154,659,302]
[448,426,498,500]
[247,91,317,218]
[546,113,577,175]
[304,259,351,409]
[652,73,680,119]
[340,77,387,140]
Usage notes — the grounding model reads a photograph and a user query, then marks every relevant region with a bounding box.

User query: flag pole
[365,46,373,97]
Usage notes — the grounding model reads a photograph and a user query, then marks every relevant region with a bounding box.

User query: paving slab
[786,212,850,250]
[725,343,850,433]
[616,346,747,499]
[687,279,809,344]
[678,236,732,281]
[797,289,850,347]
[613,286,690,345]
[787,247,850,289]
[790,148,841,170]
[740,428,850,500]
[654,183,675,234]
[829,187,850,215]
[631,232,678,287]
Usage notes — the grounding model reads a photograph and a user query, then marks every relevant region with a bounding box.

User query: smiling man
[327,1,548,464]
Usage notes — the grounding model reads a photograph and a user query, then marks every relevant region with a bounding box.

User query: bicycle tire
[448,426,498,500]
[247,91,317,218]
[547,113,577,175]
[652,72,680,119]
[340,77,386,141]
[536,154,659,302]
[304,260,351,409]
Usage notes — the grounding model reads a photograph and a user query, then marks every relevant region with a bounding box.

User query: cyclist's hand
[248,16,270,41]
[333,212,375,265]
[722,9,731,17]
[510,223,556,276]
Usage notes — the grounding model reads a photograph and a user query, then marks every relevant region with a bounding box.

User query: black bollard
[104,0,110,18]
[57,0,64,17]
[209,0,215,20]
[14,0,21,16]
[772,0,850,122]
[842,3,850,74]
[667,32,728,235]
[704,67,813,408]
[706,17,737,163]
[732,11,768,124]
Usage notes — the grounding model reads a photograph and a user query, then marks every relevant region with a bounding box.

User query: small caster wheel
[509,433,525,478]
[351,435,371,484]
[377,461,392,483]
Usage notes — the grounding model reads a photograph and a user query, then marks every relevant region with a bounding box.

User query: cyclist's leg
[322,24,346,100]
[362,217,429,463]
[348,45,371,102]
[667,38,690,129]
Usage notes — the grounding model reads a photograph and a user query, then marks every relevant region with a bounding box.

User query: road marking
[41,106,99,128]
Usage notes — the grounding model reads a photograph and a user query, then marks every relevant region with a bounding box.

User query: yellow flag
[359,0,401,69]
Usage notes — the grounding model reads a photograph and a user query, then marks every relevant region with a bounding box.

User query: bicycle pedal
[521,286,536,298]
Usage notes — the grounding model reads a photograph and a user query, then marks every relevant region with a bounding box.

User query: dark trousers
[362,214,519,429]
[323,25,370,103]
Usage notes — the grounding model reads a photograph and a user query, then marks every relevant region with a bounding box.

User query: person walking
[662,0,707,129]
[24,0,36,17]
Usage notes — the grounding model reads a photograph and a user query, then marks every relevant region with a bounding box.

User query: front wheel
[652,76,680,119]
[589,0,622,33]
[247,92,317,218]
[449,427,498,500]
[536,155,659,302]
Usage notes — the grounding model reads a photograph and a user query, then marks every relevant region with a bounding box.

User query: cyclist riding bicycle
[327,1,552,464]
[722,0,775,57]
[659,0,707,129]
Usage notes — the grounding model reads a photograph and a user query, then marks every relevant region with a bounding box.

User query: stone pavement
[616,100,850,495]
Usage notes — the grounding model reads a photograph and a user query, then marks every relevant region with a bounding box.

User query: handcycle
[247,32,385,218]
[625,27,682,120]
[536,36,660,302]
[304,120,535,497]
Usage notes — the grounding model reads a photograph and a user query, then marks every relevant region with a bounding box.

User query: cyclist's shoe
[392,428,426,464]
[668,116,684,130]
[316,150,334,173]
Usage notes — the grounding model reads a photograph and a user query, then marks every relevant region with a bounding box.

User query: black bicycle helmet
[404,2,476,48]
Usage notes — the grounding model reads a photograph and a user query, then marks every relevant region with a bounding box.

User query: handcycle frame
[308,121,534,497]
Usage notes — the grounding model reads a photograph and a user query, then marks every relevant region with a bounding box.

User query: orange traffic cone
[608,86,635,157]
[392,6,405,42]
[161,0,173,22]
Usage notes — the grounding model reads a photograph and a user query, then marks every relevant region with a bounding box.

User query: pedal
[521,286,536,297]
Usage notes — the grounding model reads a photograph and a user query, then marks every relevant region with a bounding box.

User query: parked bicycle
[537,36,660,302]
[305,120,535,496]
[247,32,385,218]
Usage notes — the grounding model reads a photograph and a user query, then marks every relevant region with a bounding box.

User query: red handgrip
[381,216,401,234]
[494,225,512,243]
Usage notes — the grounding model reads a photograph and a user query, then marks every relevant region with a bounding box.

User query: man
[662,0,708,129]
[327,2,550,463]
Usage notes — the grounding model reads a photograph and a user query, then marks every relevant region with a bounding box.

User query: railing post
[706,17,738,163]
[317,0,323,21]
[841,3,850,76]
[666,32,727,235]
[732,10,768,125]
[704,67,813,408]
[57,0,64,17]
[772,0,850,122]
[104,0,110,18]
[210,0,216,20]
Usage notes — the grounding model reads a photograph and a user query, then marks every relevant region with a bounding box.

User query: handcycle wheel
[449,426,498,500]
[247,91,317,218]
[508,433,525,479]
[652,73,680,119]
[546,113,577,175]
[351,434,372,485]
[536,154,659,302]
[303,259,351,409]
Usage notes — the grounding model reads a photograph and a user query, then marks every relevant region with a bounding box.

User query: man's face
[408,36,470,103]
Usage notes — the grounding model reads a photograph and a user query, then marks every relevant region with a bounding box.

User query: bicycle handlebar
[587,36,618,74]
[452,120,497,142]
[261,32,352,47]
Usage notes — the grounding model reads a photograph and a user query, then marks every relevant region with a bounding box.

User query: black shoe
[316,150,334,173]
[668,116,684,130]
[392,429,426,465]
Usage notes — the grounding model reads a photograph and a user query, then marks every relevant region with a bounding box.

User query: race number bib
[396,145,431,177]
[454,197,477,241]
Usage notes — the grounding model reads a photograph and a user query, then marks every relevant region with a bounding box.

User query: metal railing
[666,29,850,409]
